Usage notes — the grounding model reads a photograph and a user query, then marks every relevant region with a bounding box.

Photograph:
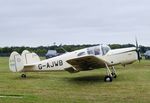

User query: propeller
[135,38,142,62]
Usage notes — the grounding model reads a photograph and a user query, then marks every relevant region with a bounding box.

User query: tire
[21,74,26,78]
[111,73,117,78]
[104,76,112,82]
[113,75,117,78]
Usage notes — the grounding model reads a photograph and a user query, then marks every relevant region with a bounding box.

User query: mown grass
[0,57,150,103]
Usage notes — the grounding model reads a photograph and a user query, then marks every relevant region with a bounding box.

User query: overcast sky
[0,0,150,47]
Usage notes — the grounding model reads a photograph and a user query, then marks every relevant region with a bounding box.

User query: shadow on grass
[67,75,105,83]
[11,73,106,84]
[12,75,50,80]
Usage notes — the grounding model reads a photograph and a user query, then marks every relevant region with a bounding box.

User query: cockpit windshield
[101,45,111,55]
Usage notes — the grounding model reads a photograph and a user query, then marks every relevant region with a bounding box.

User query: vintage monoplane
[9,42,141,82]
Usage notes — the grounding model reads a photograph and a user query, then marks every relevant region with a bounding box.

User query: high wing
[66,55,107,72]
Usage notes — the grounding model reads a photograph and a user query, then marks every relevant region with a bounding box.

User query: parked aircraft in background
[9,42,141,82]
[144,50,150,59]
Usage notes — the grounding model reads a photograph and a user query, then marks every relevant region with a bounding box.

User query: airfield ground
[0,57,150,103]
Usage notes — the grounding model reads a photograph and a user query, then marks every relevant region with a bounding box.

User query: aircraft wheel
[104,76,112,82]
[21,74,26,78]
[111,73,117,78]
[113,74,117,78]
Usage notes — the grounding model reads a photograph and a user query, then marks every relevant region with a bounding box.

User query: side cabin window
[87,46,101,55]
[94,48,100,55]
[87,48,94,55]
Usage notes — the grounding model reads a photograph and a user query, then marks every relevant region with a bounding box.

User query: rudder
[21,50,40,65]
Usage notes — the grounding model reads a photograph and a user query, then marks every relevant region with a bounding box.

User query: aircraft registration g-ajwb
[9,43,141,82]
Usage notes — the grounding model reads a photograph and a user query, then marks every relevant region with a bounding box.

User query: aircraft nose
[136,49,142,62]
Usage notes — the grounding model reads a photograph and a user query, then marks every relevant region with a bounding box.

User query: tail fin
[9,51,24,72]
[21,50,40,65]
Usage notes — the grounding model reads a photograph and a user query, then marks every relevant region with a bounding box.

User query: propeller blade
[135,37,142,62]
[135,37,139,49]
[137,50,141,62]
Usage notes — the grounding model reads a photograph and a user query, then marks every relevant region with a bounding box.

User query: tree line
[0,44,149,57]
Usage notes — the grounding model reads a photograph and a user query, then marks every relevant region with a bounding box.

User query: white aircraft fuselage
[9,44,139,82]
[9,45,137,72]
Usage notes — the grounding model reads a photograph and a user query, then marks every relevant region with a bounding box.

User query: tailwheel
[21,74,26,78]
[104,76,113,82]
[111,73,117,78]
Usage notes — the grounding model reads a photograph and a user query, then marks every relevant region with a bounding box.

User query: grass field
[0,57,150,103]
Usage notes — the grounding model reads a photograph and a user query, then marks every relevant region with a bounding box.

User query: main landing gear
[104,63,117,82]
[21,74,26,78]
